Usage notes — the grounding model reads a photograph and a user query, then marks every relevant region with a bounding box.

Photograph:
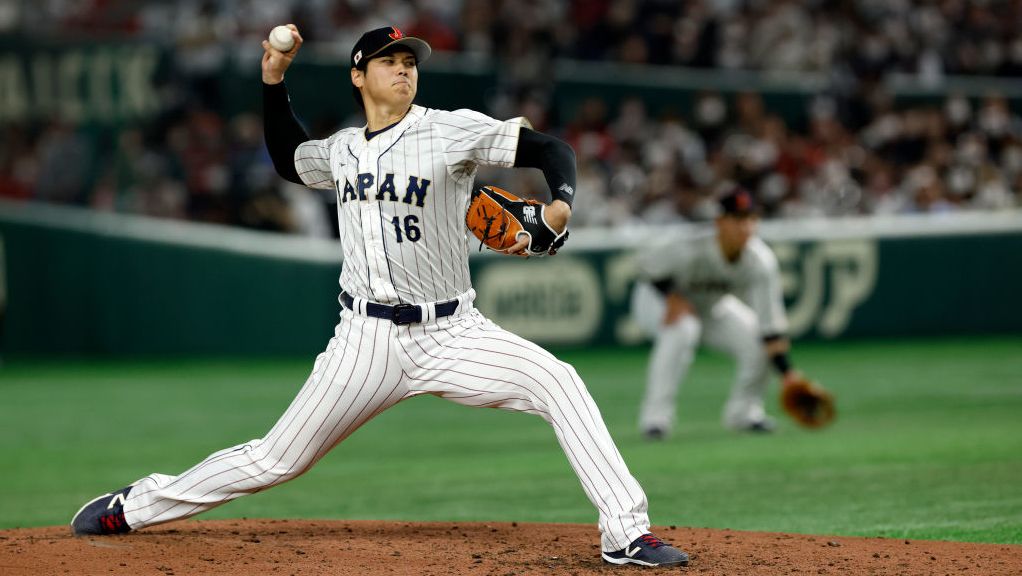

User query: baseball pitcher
[70,25,688,568]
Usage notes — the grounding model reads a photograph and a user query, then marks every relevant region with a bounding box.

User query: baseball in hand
[269,26,295,52]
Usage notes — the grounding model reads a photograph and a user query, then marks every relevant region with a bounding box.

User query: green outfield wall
[1,201,1021,355]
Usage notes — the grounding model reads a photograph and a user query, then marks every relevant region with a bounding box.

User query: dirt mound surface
[2,519,1019,575]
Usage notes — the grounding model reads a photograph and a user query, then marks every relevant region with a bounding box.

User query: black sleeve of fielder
[651,278,676,295]
[513,127,577,207]
[263,81,309,185]
[762,334,794,374]
[770,352,792,375]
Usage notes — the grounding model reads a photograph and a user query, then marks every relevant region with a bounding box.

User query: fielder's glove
[466,185,569,256]
[780,377,836,428]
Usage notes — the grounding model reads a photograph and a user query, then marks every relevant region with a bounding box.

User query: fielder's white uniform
[120,106,651,551]
[632,228,788,432]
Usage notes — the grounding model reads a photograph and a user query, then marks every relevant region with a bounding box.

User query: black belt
[341,292,461,325]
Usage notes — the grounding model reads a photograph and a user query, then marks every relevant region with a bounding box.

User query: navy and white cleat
[70,486,133,536]
[602,533,690,567]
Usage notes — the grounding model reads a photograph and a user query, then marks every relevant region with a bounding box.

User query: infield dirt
[2,519,1020,575]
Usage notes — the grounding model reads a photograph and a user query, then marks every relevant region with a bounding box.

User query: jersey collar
[359,105,426,150]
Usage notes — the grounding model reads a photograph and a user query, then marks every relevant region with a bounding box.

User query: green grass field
[2,336,1020,544]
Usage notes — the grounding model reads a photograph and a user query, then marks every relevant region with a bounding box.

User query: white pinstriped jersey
[294,105,527,305]
[639,229,788,336]
[117,101,656,554]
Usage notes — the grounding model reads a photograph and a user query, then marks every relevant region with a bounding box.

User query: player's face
[358,50,418,108]
[716,214,757,258]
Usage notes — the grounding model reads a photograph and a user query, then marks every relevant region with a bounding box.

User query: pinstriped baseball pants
[122,304,650,551]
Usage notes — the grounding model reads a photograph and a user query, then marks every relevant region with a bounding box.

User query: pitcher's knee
[246,445,315,487]
[516,360,584,411]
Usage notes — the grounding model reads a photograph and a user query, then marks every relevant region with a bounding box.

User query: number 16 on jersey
[390,215,421,243]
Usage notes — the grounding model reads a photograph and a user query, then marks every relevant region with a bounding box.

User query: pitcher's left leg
[396,310,649,552]
[70,312,408,536]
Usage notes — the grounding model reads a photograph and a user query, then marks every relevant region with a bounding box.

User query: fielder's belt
[340,291,469,325]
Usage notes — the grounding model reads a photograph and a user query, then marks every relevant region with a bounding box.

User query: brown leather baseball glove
[465,185,568,256]
[780,377,836,428]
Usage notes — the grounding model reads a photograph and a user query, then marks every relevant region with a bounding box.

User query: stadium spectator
[2,0,1020,232]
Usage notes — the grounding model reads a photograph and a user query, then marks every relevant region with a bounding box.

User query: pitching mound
[2,519,1019,575]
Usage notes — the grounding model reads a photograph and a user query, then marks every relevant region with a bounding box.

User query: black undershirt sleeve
[263,81,310,185]
[771,352,792,375]
[762,334,793,374]
[513,127,577,207]
[651,278,676,295]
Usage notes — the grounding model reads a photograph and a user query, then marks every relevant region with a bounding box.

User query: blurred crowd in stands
[1,0,1021,235]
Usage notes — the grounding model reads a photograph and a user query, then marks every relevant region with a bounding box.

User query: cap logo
[389,27,403,40]
[354,50,362,65]
[736,192,751,210]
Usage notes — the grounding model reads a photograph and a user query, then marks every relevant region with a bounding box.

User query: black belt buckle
[391,303,419,325]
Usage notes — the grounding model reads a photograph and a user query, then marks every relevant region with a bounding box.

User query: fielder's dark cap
[351,26,431,70]
[719,186,758,217]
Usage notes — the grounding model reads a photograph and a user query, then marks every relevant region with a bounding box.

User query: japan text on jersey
[294,106,527,305]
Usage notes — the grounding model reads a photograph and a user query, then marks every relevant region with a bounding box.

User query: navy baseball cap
[351,26,431,70]
[718,186,758,217]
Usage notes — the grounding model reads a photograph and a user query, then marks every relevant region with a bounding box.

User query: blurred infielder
[71,25,689,567]
[632,187,804,439]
